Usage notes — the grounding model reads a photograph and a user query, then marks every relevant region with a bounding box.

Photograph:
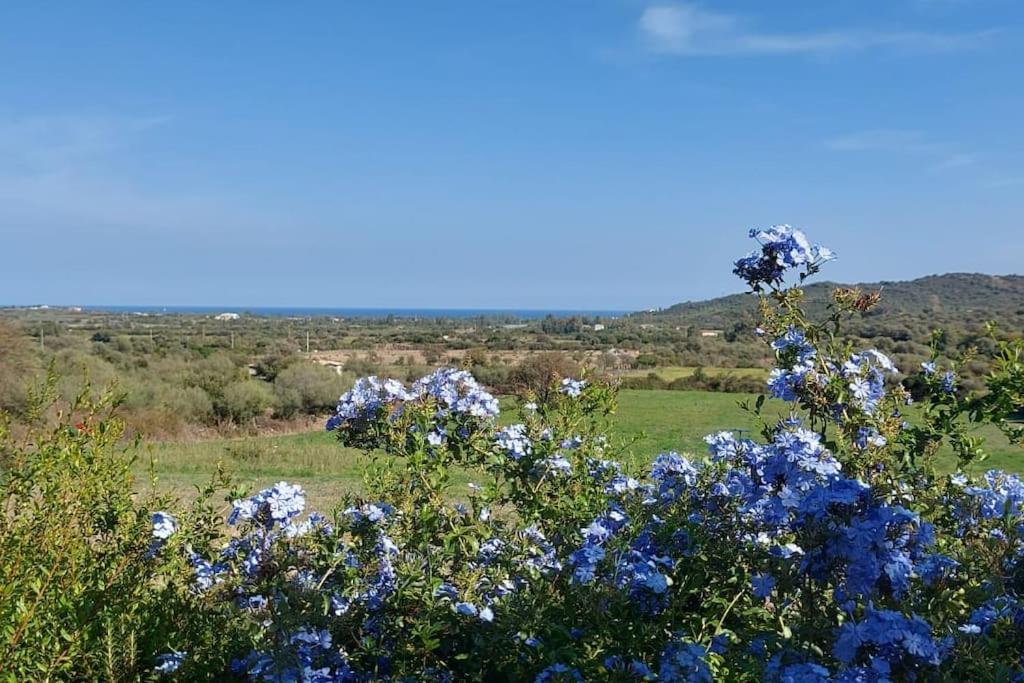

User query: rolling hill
[643,273,1024,334]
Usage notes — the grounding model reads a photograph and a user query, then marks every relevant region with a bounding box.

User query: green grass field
[140,389,1022,510]
[621,366,767,381]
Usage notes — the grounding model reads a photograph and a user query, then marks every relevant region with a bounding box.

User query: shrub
[0,376,239,679]
[506,352,582,400]
[219,380,274,424]
[272,362,346,418]
[0,321,36,414]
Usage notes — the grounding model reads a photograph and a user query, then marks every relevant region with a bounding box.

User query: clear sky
[1,1,1021,310]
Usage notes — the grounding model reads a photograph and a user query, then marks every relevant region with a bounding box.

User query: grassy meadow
[620,366,768,382]
[139,389,1022,510]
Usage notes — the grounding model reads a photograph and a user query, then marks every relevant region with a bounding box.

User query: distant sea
[59,305,628,320]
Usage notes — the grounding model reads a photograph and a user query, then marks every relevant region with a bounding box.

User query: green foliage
[220,380,274,424]
[272,363,348,418]
[0,373,240,680]
[0,321,36,415]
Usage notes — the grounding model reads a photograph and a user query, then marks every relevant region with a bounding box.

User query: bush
[506,351,582,400]
[272,362,346,418]
[219,380,274,424]
[0,321,36,414]
[0,376,239,679]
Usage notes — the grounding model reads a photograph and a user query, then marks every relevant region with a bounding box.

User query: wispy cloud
[825,128,980,175]
[0,114,169,175]
[637,3,995,57]
[929,153,975,171]
[825,129,940,153]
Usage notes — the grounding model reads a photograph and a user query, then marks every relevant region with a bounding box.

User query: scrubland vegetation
[3,270,1019,442]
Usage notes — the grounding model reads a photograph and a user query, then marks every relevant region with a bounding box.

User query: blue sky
[1,1,1021,310]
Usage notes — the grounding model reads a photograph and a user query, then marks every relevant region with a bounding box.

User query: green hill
[646,273,1024,335]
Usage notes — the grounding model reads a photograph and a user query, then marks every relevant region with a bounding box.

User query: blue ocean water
[68,305,627,320]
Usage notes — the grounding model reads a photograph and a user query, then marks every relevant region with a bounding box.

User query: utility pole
[231,331,235,349]
[39,326,44,351]
[306,330,310,353]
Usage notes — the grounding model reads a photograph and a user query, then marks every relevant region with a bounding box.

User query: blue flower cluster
[327,369,499,434]
[733,225,834,290]
[326,376,411,430]
[833,607,944,671]
[154,650,186,675]
[559,378,587,397]
[841,350,898,416]
[658,639,712,682]
[412,368,500,419]
[148,510,177,557]
[495,423,532,460]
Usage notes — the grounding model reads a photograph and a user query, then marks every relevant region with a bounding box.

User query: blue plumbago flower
[569,544,605,584]
[154,651,186,675]
[522,526,562,575]
[733,225,834,290]
[189,552,226,592]
[854,427,887,450]
[454,601,478,617]
[229,482,305,527]
[326,375,402,429]
[515,632,543,649]
[915,553,959,586]
[751,573,776,598]
[290,628,332,650]
[412,368,499,418]
[345,501,394,525]
[477,538,505,565]
[329,369,500,431]
[772,325,816,363]
[840,351,897,415]
[775,662,832,682]
[241,594,268,611]
[651,451,701,501]
[559,377,587,397]
[433,582,459,601]
[535,663,583,682]
[560,436,583,450]
[615,532,673,615]
[495,423,532,460]
[605,656,656,679]
[921,360,937,375]
[658,639,712,682]
[767,361,818,403]
[536,455,572,477]
[236,626,355,683]
[833,607,941,668]
[427,428,446,447]
[709,633,730,655]
[151,511,177,540]
[941,371,957,393]
[950,470,1024,538]
[962,596,1022,635]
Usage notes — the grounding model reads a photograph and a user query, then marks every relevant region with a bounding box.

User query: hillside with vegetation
[645,273,1024,334]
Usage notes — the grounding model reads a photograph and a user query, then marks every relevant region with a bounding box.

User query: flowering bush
[5,226,1023,681]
